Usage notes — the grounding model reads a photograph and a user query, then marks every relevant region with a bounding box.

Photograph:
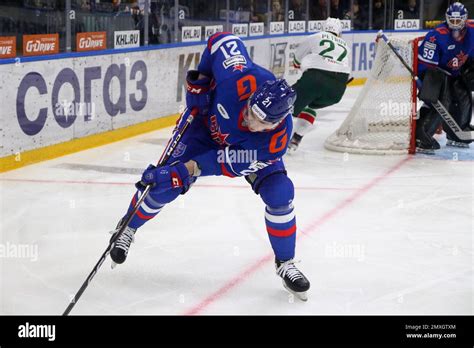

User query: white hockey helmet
[324,17,343,36]
[446,2,468,31]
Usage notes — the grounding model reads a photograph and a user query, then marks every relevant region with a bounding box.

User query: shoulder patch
[435,27,449,35]
[467,20,474,28]
[424,41,437,50]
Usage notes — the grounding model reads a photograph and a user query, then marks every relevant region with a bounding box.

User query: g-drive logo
[23,34,59,56]
[15,60,148,136]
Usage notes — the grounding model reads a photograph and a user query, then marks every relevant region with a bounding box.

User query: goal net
[325,35,420,155]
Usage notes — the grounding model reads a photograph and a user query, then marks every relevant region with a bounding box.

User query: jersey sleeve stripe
[418,55,439,65]
[220,162,236,177]
[224,146,240,176]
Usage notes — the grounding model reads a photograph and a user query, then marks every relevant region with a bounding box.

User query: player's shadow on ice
[56,163,143,174]
[139,138,170,145]
[416,135,474,161]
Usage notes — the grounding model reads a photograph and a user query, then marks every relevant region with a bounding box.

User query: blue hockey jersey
[192,32,293,177]
[418,21,474,77]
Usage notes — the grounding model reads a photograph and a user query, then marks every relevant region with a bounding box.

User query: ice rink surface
[1,86,472,315]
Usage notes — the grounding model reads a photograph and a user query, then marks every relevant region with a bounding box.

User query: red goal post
[325,34,426,155]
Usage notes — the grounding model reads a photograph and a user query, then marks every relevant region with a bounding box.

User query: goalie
[416,2,473,153]
[288,17,351,151]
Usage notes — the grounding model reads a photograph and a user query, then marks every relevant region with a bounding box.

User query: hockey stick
[62,108,197,316]
[377,31,474,141]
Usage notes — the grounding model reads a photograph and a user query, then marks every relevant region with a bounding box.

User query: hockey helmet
[249,79,296,125]
[324,17,343,37]
[446,2,468,39]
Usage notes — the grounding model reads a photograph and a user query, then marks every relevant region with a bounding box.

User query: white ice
[1,86,472,315]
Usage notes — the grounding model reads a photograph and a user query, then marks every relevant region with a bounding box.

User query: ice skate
[288,133,303,152]
[415,137,440,155]
[275,259,310,301]
[109,219,137,269]
[446,139,470,148]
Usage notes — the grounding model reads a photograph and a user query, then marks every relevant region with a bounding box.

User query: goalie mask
[446,2,468,41]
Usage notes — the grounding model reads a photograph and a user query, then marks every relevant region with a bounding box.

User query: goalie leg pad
[415,105,442,151]
[461,59,474,91]
[259,172,296,261]
[444,77,473,143]
[418,69,447,104]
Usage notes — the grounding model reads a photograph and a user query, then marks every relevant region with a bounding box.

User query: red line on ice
[183,156,413,315]
[0,178,356,191]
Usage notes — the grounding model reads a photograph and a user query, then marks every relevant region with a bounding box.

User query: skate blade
[283,282,308,301]
[288,142,299,151]
[446,143,469,148]
[416,147,435,155]
[111,261,118,269]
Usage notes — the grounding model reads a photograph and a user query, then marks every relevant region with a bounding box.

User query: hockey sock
[126,190,165,229]
[294,107,317,137]
[265,205,296,261]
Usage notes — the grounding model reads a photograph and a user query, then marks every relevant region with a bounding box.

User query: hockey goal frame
[324,35,425,155]
[408,36,424,154]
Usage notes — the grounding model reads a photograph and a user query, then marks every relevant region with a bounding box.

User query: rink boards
[0,30,426,171]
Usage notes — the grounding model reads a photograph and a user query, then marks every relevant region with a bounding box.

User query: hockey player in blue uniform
[416,2,473,153]
[109,32,311,300]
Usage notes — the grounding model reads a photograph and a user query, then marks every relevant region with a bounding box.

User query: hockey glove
[137,162,192,193]
[186,70,212,116]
